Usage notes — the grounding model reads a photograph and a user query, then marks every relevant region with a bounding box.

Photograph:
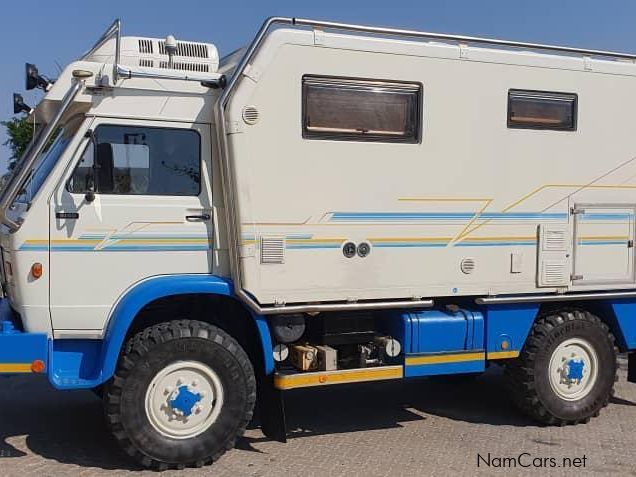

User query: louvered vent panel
[158,61,209,72]
[537,224,571,287]
[138,39,154,54]
[460,258,476,274]
[242,106,259,125]
[541,261,569,286]
[261,236,285,264]
[159,40,209,58]
[542,228,567,251]
[139,58,154,67]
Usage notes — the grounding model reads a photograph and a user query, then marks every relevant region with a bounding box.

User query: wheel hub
[548,338,598,401]
[145,361,224,439]
[169,385,202,417]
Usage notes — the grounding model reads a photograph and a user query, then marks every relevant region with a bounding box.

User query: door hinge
[571,274,583,281]
[629,240,634,248]
[570,207,585,215]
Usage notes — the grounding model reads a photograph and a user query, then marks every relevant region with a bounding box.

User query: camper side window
[302,76,421,143]
[508,90,577,131]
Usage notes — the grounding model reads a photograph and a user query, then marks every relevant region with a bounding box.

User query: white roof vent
[84,36,219,73]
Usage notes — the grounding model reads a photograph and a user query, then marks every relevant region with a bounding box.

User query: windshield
[17,118,82,204]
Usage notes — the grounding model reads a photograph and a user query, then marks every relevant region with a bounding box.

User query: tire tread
[505,309,617,425]
[104,319,256,470]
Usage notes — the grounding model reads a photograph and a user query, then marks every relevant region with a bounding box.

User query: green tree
[2,115,33,171]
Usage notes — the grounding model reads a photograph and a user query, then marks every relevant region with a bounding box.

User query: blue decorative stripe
[108,235,210,240]
[330,212,568,222]
[578,213,633,221]
[286,244,342,249]
[372,242,447,248]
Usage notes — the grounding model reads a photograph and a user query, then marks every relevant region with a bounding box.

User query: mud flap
[256,373,287,442]
[628,353,636,384]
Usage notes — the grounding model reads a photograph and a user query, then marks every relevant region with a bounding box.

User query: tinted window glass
[303,76,421,143]
[67,142,94,194]
[68,125,200,196]
[508,90,577,131]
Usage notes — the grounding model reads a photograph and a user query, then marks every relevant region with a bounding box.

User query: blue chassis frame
[1,274,636,389]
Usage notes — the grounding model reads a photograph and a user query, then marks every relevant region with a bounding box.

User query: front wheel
[104,320,256,469]
[506,309,617,425]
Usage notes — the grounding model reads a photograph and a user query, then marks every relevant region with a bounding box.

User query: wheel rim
[144,360,224,440]
[548,337,599,401]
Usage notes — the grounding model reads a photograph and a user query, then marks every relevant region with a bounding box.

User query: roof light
[72,69,94,79]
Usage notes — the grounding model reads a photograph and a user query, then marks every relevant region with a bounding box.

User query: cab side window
[68,125,201,196]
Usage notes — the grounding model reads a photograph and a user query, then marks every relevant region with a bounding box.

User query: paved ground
[1,357,635,477]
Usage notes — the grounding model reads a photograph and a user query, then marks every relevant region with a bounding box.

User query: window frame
[302,75,423,144]
[507,89,578,132]
[66,124,202,197]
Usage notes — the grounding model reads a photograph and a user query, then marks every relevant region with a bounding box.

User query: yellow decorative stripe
[274,365,403,390]
[488,351,520,360]
[0,363,32,373]
[115,239,209,244]
[405,351,485,366]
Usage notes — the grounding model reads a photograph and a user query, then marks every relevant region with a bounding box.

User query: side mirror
[26,63,39,90]
[13,93,32,115]
[25,63,54,91]
[95,143,115,193]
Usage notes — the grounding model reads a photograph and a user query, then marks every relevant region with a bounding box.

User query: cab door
[49,119,213,334]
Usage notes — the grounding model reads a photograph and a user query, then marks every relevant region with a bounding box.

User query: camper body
[0,17,636,468]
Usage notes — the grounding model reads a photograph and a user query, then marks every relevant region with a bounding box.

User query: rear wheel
[104,320,256,469]
[506,309,616,425]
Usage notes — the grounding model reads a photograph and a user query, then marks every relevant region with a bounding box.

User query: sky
[1,0,636,171]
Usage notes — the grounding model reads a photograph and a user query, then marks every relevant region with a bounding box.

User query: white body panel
[225,29,636,305]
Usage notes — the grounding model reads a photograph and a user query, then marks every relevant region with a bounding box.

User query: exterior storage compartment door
[572,204,636,286]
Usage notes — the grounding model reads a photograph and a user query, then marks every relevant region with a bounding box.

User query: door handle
[56,212,79,220]
[185,214,211,222]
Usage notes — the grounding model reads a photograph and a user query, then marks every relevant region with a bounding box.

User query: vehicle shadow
[1,365,629,469]
[0,375,136,470]
[271,365,536,440]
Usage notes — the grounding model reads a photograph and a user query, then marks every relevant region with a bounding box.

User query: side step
[273,365,403,390]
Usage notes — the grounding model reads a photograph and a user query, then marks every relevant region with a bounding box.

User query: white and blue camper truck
[2,17,636,468]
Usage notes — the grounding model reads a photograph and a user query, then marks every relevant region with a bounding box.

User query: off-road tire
[505,309,617,425]
[104,320,256,470]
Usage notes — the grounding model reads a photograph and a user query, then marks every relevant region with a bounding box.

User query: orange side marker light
[31,262,43,279]
[31,360,46,373]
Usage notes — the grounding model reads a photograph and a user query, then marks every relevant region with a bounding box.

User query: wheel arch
[98,274,274,385]
[538,300,636,352]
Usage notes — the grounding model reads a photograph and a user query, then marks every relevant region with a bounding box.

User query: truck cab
[1,34,224,339]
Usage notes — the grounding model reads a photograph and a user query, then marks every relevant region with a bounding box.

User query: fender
[48,274,273,389]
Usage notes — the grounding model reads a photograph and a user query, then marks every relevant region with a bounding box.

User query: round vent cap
[460,258,476,274]
[242,105,259,125]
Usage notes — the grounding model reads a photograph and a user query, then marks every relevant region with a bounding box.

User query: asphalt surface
[1,358,635,477]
